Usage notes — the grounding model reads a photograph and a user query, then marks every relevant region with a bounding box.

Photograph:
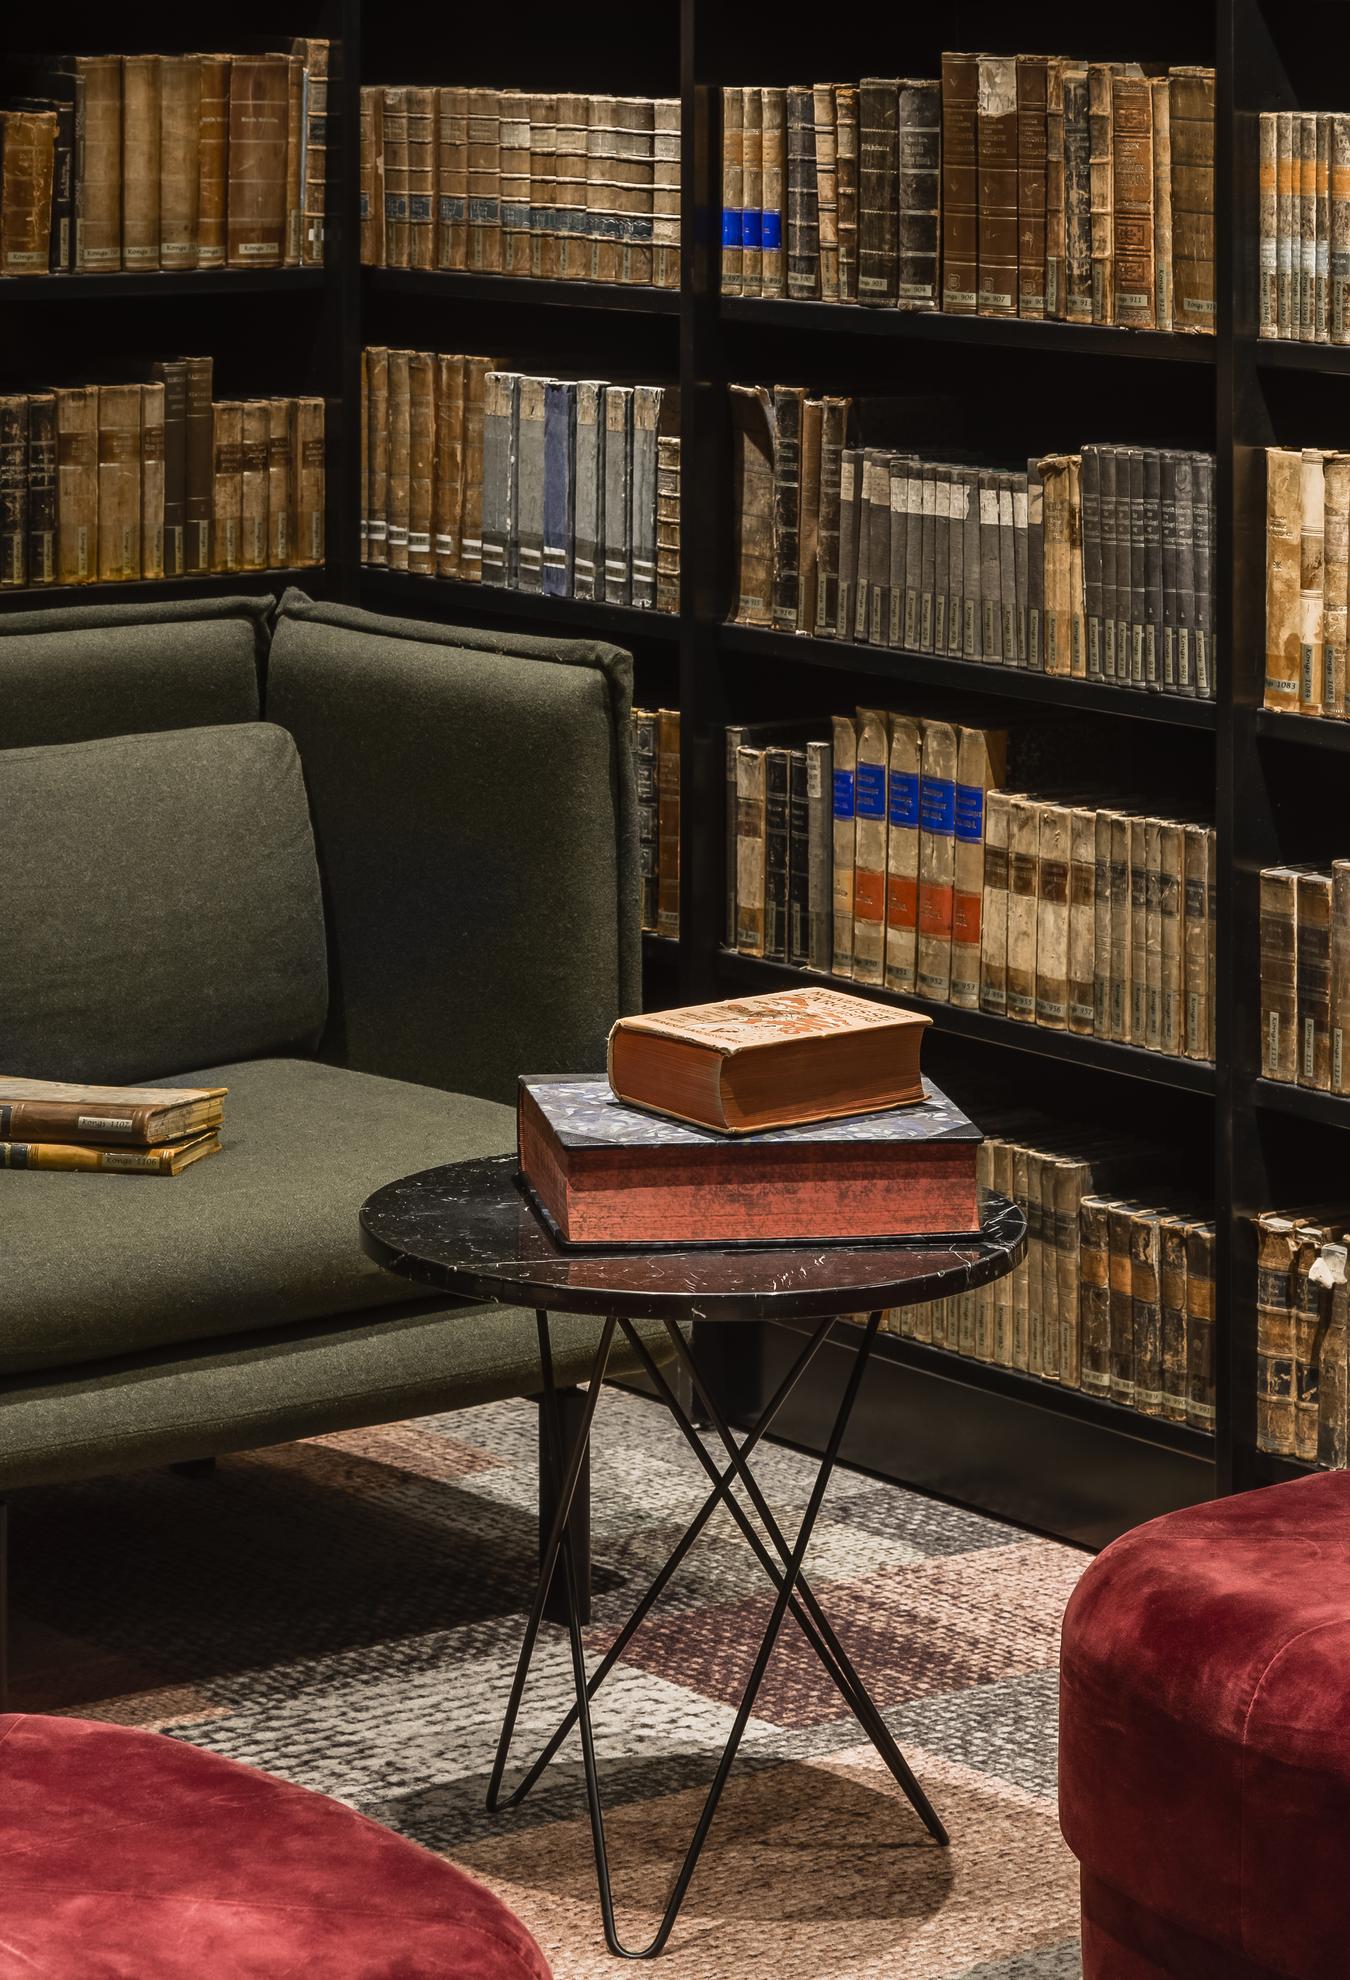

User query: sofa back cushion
[0,722,328,1082]
[0,593,269,749]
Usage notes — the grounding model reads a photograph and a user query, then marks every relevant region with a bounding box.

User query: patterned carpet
[8,1384,1087,1978]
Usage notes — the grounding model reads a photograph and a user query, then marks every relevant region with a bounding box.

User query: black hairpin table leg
[488,1308,944,1960]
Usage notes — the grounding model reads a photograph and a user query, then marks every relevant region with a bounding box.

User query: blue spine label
[888,770,920,827]
[741,208,762,249]
[854,762,886,819]
[760,210,783,251]
[920,775,956,836]
[954,783,985,843]
[832,769,855,820]
[722,208,743,247]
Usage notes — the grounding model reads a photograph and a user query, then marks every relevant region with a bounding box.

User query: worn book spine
[467,88,501,273]
[782,748,809,965]
[1039,454,1071,675]
[1300,112,1316,340]
[514,373,546,593]
[543,378,578,598]
[897,79,941,309]
[852,708,889,984]
[980,789,1010,1015]
[0,398,28,586]
[1068,806,1097,1035]
[603,385,634,604]
[404,86,436,273]
[1113,73,1155,328]
[1063,66,1092,321]
[1160,452,1179,689]
[735,747,766,953]
[1323,454,1350,712]
[941,53,979,313]
[237,399,267,573]
[1152,76,1173,331]
[1081,446,1102,675]
[855,77,898,304]
[724,725,744,945]
[721,86,743,294]
[266,396,290,568]
[1170,67,1216,332]
[528,92,559,281]
[1183,823,1209,1059]
[1277,111,1295,338]
[572,379,603,602]
[1293,1225,1327,1460]
[1128,814,1150,1045]
[1299,447,1327,712]
[811,84,838,302]
[287,397,323,567]
[1107,811,1131,1041]
[616,96,655,288]
[138,380,165,580]
[75,54,123,271]
[1035,802,1071,1029]
[158,56,201,271]
[786,86,820,299]
[1320,1275,1350,1466]
[1259,110,1278,337]
[1006,796,1040,1022]
[459,359,493,584]
[364,346,389,567]
[385,348,411,571]
[634,710,658,930]
[805,739,833,970]
[294,37,330,267]
[1144,817,1164,1052]
[630,382,660,608]
[360,85,383,263]
[813,397,846,633]
[771,385,804,630]
[833,85,858,301]
[209,398,241,575]
[762,748,790,962]
[1080,1195,1114,1396]
[498,91,531,278]
[997,473,1018,660]
[189,56,225,270]
[1108,1201,1140,1405]
[1045,60,1066,316]
[1334,861,1350,1091]
[228,58,289,268]
[479,368,517,586]
[653,98,681,290]
[1317,114,1331,340]
[1256,1214,1298,1453]
[181,355,213,574]
[730,383,774,626]
[1159,1216,1189,1422]
[1260,865,1300,1080]
[0,109,56,275]
[1265,446,1303,709]
[1334,116,1350,344]
[1016,55,1048,317]
[95,382,141,580]
[1131,1210,1165,1415]
[433,355,465,577]
[1025,459,1044,665]
[760,89,786,297]
[952,725,1001,1009]
[279,55,303,267]
[1159,821,1183,1055]
[883,715,922,993]
[797,398,822,633]
[946,468,969,656]
[406,351,435,577]
[831,713,857,975]
[978,469,1002,660]
[1144,449,1164,687]
[838,447,861,639]
[1087,64,1115,325]
[656,707,680,937]
[1093,809,1113,1035]
[1297,868,1334,1087]
[866,451,893,644]
[24,393,55,585]
[1184,1221,1216,1428]
[552,92,586,280]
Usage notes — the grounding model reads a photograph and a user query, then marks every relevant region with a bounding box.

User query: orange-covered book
[607,985,931,1133]
[518,1076,981,1247]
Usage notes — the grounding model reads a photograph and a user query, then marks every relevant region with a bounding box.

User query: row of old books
[361,351,680,610]
[1259,863,1350,1092]
[0,1076,226,1175]
[731,385,1216,697]
[0,46,329,277]
[1264,447,1350,718]
[633,708,680,938]
[887,1117,1214,1427]
[1256,1210,1350,1464]
[719,60,1216,334]
[0,365,324,589]
[1258,114,1350,344]
[360,87,679,287]
[729,711,1216,1062]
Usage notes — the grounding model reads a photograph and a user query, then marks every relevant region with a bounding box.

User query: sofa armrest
[265,590,641,1104]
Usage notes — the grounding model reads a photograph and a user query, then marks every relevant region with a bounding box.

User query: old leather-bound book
[1112,72,1155,328]
[856,78,897,304]
[96,383,141,581]
[1169,66,1216,333]
[497,91,530,276]
[279,53,303,265]
[381,85,409,269]
[0,398,28,587]
[1062,65,1092,321]
[730,383,775,626]
[941,53,978,313]
[291,37,330,265]
[210,399,243,574]
[977,57,1018,316]
[159,56,201,270]
[384,349,411,570]
[436,86,469,270]
[1,108,57,274]
[1260,865,1299,1081]
[770,384,804,630]
[786,86,819,298]
[1296,868,1334,1089]
[602,384,633,603]
[458,357,493,583]
[740,87,762,296]
[656,432,680,612]
[832,84,858,301]
[514,372,546,593]
[196,55,230,270]
[897,79,940,310]
[608,985,932,1132]
[267,396,291,567]
[951,725,1004,1010]
[291,396,325,567]
[618,97,656,287]
[466,87,501,272]
[543,377,577,599]
[1045,59,1066,316]
[74,54,123,271]
[527,92,558,278]
[406,350,436,576]
[360,85,384,263]
[656,707,680,936]
[851,708,888,986]
[405,85,436,272]
[1035,802,1071,1030]
[54,385,96,584]
[433,354,464,576]
[735,745,766,954]
[586,95,620,282]
[0,1075,225,1145]
[721,85,743,294]
[140,380,165,580]
[812,85,838,301]
[1086,63,1116,325]
[552,92,586,279]
[25,393,55,584]
[916,718,959,1003]
[227,56,289,267]
[1264,445,1303,709]
[652,97,680,289]
[238,400,268,572]
[1016,56,1048,316]
[182,355,213,573]
[364,346,389,566]
[1151,76,1173,330]
[518,1070,979,1247]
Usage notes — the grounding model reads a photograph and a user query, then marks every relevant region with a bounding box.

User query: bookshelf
[6,0,1342,1547]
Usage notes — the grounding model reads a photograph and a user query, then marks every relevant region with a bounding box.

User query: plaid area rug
[9,1386,1087,1979]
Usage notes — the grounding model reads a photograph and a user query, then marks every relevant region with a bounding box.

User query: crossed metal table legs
[486,1309,948,1959]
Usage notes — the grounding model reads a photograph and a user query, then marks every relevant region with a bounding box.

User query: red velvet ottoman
[0,1713,551,1979]
[1060,1472,1350,1980]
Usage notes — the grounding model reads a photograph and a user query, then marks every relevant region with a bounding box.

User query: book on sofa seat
[0,1077,227,1145]
[0,1129,221,1174]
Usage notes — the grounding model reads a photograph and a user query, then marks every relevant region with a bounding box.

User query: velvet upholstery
[1060,1472,1350,1980]
[0,729,328,1086]
[0,1713,551,1978]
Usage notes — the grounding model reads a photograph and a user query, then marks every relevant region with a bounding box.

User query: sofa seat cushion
[0,1058,522,1377]
[0,1713,551,1978]
[1059,1471,1350,1980]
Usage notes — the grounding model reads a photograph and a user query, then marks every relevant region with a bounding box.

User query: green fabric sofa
[0,587,664,1696]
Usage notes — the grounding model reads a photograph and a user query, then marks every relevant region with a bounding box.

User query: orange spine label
[920,885,954,936]
[887,873,919,929]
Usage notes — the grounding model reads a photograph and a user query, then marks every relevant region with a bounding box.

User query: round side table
[361,1153,1025,1960]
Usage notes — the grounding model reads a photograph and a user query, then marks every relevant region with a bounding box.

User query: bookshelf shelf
[719,296,1218,364]
[718,622,1219,729]
[1253,709,1350,751]
[716,950,1218,1096]
[364,268,681,315]
[1250,1450,1317,1487]
[0,569,324,615]
[1250,1078,1350,1129]
[1245,337,1350,376]
[359,569,682,642]
[0,270,329,301]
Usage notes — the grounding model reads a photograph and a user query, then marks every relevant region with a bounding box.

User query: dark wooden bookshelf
[0,569,325,615]
[5,0,1345,1545]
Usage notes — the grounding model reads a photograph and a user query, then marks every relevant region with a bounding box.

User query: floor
[9,1386,1087,1979]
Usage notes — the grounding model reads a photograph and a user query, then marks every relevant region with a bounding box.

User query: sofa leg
[539,1388,591,1628]
[170,1458,217,1480]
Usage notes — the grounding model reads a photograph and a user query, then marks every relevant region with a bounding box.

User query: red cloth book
[517,1076,981,1247]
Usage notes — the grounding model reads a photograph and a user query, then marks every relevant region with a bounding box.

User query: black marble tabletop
[359,1156,1026,1324]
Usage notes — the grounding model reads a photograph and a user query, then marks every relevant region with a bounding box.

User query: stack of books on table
[0,1077,226,1174]
[515,985,983,1248]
